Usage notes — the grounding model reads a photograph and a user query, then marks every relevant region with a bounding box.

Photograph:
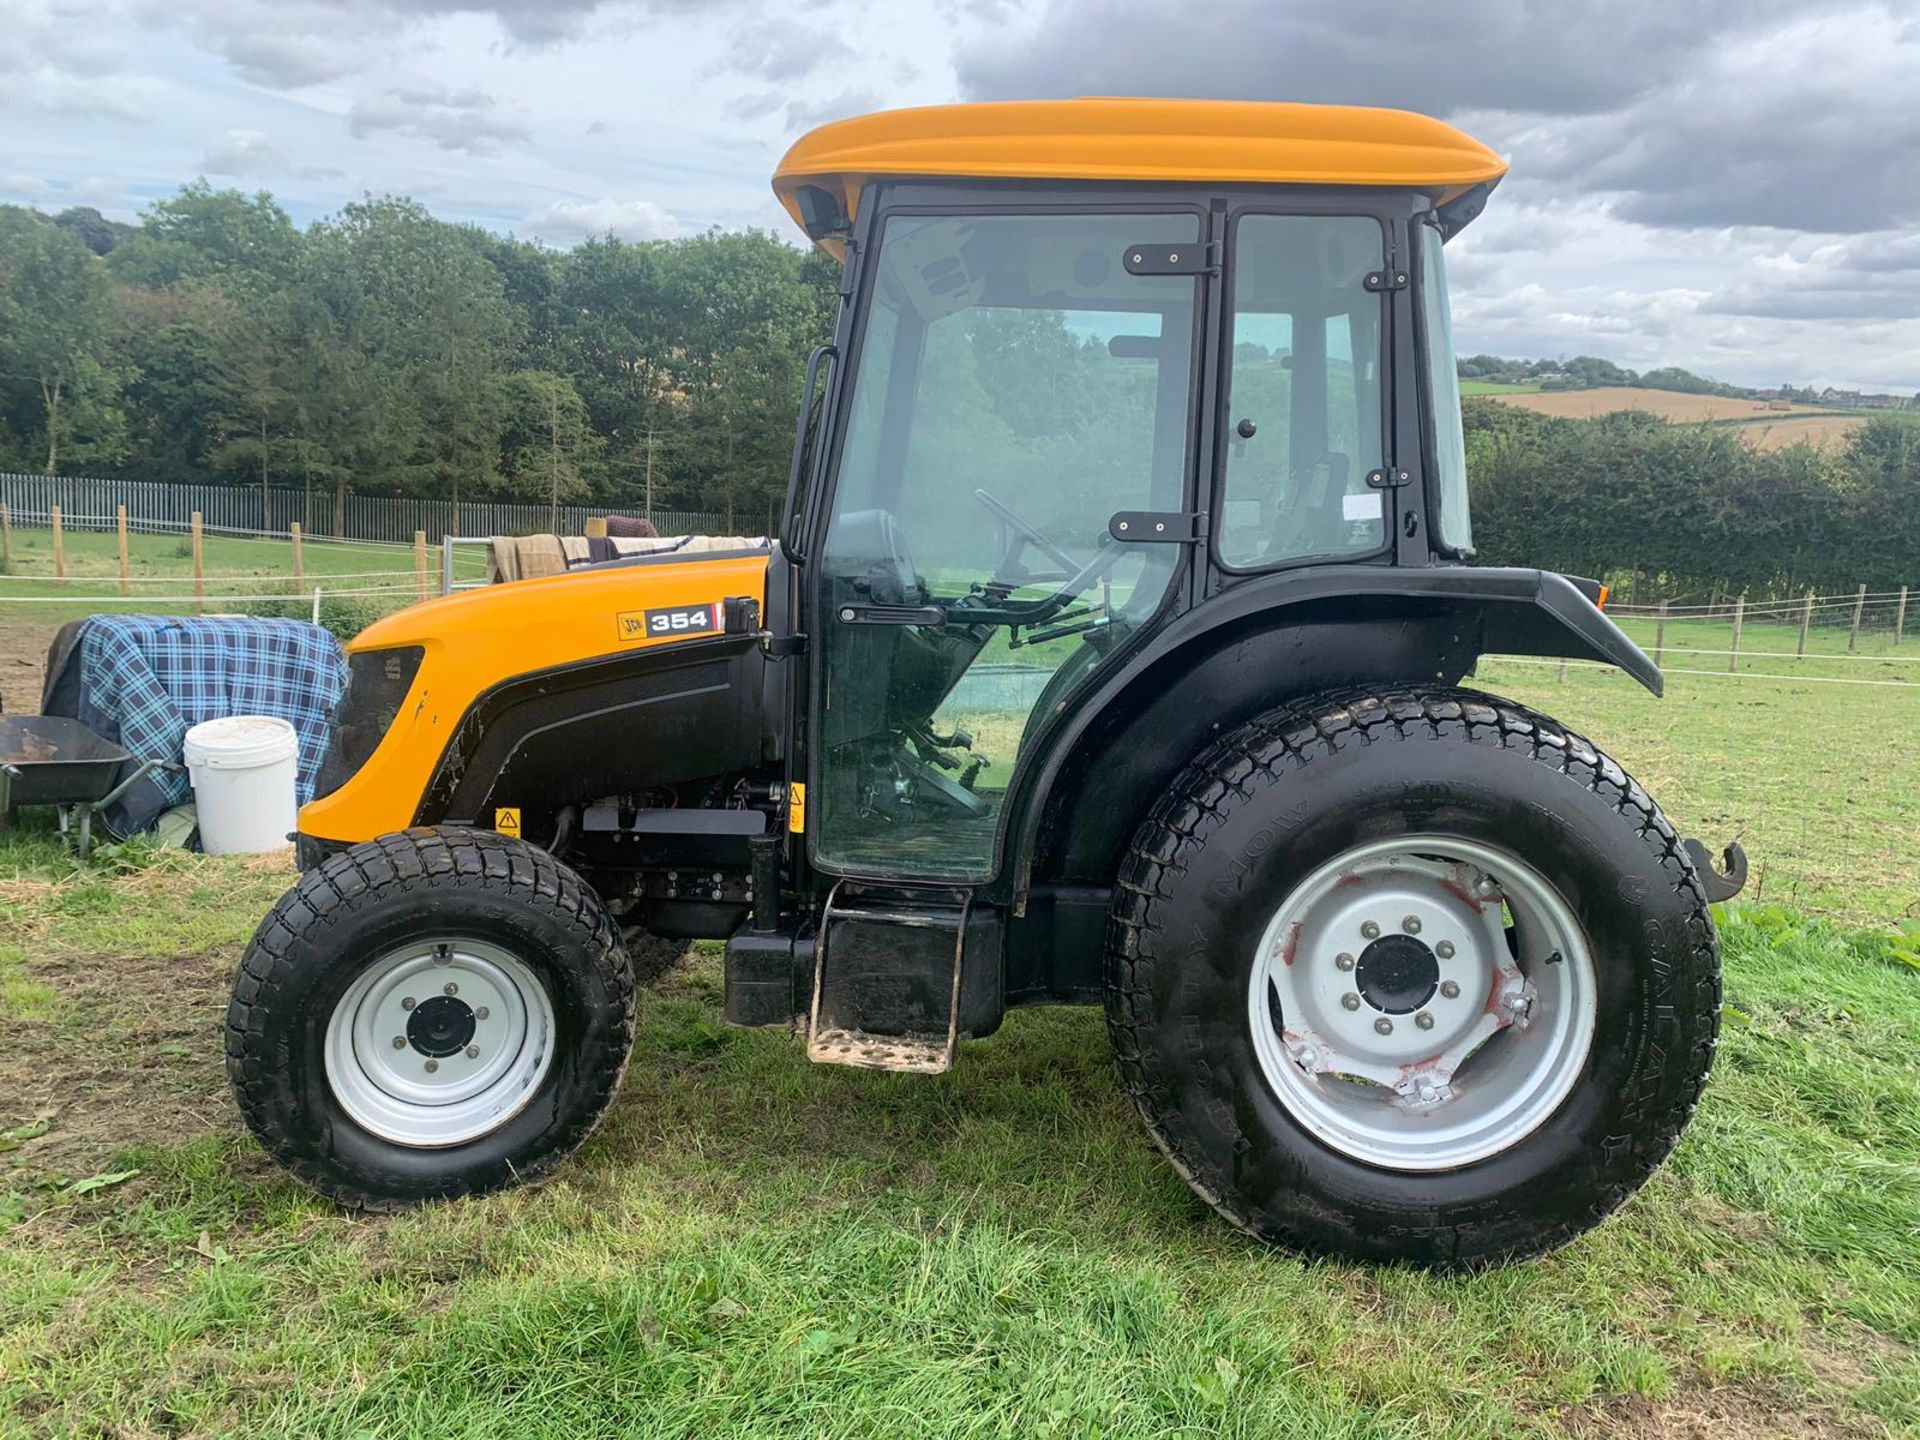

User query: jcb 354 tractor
[229,99,1746,1266]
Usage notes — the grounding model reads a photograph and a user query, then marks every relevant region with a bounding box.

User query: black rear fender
[1008,566,1657,896]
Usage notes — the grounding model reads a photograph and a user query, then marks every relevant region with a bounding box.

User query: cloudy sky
[4,0,1918,392]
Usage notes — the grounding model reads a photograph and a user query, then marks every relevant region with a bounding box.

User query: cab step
[806,879,970,1074]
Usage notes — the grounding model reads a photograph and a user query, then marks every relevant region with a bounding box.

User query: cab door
[809,207,1206,882]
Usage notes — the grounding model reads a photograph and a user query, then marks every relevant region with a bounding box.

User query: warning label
[494,807,522,838]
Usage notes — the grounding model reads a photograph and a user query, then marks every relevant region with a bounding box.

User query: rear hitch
[1682,839,1748,903]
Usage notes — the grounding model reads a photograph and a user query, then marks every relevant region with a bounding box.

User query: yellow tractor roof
[773,98,1507,245]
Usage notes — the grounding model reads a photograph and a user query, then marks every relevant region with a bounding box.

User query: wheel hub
[1354,934,1439,1014]
[406,994,477,1058]
[1249,836,1597,1171]
[323,938,555,1148]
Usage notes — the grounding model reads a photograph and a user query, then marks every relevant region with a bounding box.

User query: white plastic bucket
[183,715,300,855]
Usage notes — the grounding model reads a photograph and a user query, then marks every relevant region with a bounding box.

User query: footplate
[806,1027,955,1075]
[806,881,970,1074]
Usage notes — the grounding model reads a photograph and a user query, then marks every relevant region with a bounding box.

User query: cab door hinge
[1365,468,1412,490]
[1110,510,1209,542]
[1363,267,1410,292]
[1123,241,1221,277]
[762,631,808,659]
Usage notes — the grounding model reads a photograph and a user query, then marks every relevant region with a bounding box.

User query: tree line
[1465,400,1920,600]
[0,189,838,529]
[4,188,1916,600]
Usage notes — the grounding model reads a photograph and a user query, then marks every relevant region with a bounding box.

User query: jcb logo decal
[617,603,721,643]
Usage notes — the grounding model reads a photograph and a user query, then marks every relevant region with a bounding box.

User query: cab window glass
[1218,215,1387,568]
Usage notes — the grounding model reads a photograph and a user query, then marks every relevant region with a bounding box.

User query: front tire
[1105,689,1720,1267]
[227,827,635,1209]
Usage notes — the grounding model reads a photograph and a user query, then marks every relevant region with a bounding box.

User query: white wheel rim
[1247,835,1597,1172]
[324,937,556,1148]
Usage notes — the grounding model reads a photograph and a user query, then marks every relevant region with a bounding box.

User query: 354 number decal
[617,603,722,642]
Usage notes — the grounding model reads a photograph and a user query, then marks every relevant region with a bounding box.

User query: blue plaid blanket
[43,616,346,839]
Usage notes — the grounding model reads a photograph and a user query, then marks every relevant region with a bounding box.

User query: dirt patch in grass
[0,615,57,716]
[1563,1389,1864,1438]
[0,941,238,1184]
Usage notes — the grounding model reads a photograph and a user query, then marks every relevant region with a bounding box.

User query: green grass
[3,632,1918,1436]
[1460,380,1545,396]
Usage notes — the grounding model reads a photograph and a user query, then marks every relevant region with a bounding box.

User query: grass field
[1460,380,1544,396]
[3,606,1918,1435]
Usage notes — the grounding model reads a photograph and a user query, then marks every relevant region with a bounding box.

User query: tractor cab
[772,100,1502,885]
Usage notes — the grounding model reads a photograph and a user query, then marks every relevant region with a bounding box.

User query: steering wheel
[974,488,1081,579]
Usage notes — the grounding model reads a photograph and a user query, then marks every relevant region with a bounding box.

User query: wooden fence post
[1653,600,1668,668]
[414,531,429,600]
[1556,659,1569,683]
[191,511,205,613]
[1728,595,1744,673]
[116,505,130,596]
[1849,583,1867,652]
[1798,588,1814,658]
[1897,585,1909,649]
[290,522,304,595]
[0,502,11,575]
[51,504,65,578]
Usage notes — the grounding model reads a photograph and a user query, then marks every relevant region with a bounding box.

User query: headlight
[313,646,424,801]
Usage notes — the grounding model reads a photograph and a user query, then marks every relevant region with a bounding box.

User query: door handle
[835,603,944,626]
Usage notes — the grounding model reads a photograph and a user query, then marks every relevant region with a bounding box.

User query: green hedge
[1465,403,1920,601]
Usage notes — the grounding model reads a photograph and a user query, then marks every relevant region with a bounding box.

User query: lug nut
[1360,921,1381,940]
[1374,1017,1394,1036]
[423,1059,439,1073]
[401,996,416,1010]
[474,1006,490,1021]
[443,982,458,997]
[1440,980,1461,999]
[1417,1081,1444,1105]
[1436,941,1455,960]
[1475,877,1499,899]
[1342,993,1362,1011]
[1416,1011,1435,1030]
[391,1035,407,1050]
[465,1044,480,1059]
[1402,915,1422,935]
[1335,952,1355,971]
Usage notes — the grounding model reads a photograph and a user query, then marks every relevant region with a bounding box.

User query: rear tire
[1105,688,1720,1267]
[227,827,635,1209]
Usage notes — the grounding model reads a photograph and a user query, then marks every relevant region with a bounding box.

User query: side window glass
[1218,216,1387,568]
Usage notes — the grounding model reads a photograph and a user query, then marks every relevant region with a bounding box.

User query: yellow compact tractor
[229,99,1745,1266]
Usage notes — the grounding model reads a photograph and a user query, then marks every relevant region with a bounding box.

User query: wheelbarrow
[0,715,163,860]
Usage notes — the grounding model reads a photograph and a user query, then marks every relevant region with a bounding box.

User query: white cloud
[201,128,289,176]
[524,197,686,243]
[349,86,532,155]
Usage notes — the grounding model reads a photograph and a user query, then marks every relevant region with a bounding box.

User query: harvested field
[1487,388,1838,422]
[1733,413,1868,450]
